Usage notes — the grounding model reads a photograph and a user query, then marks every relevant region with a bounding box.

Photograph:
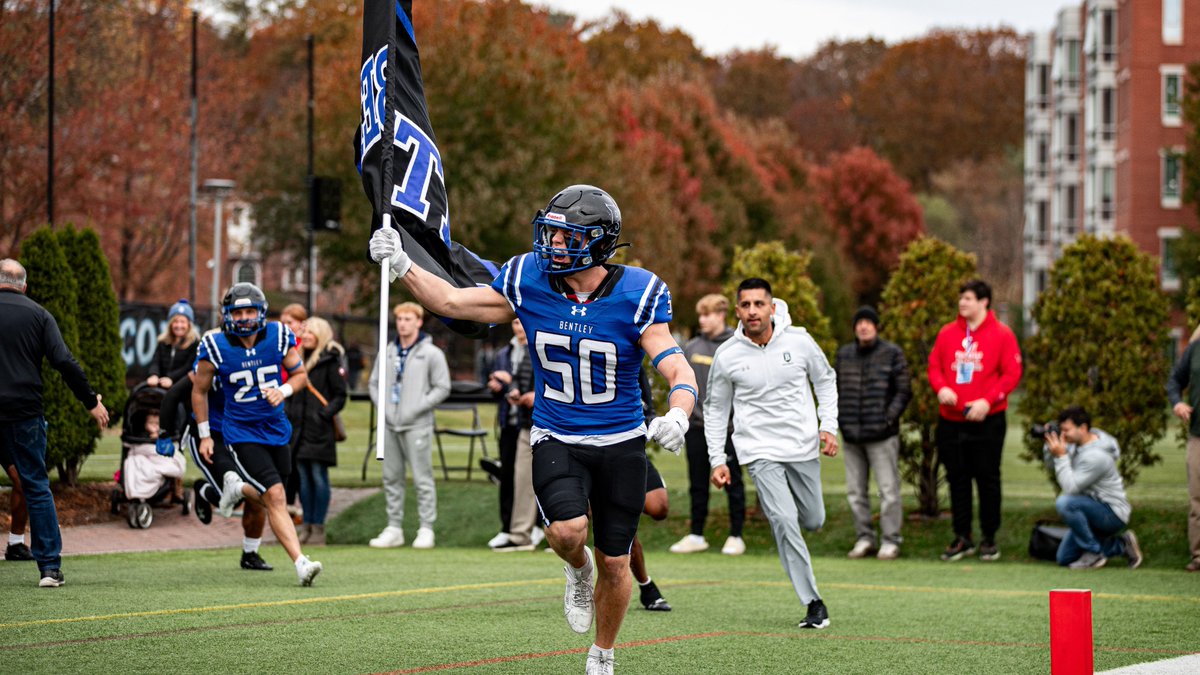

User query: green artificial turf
[0,546,1195,673]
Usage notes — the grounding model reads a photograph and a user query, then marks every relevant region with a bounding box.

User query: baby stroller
[109,383,189,528]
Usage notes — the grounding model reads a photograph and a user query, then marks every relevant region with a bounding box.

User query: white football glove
[368,227,412,282]
[647,407,689,455]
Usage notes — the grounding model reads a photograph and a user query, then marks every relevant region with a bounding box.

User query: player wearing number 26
[370,185,698,675]
[192,283,324,586]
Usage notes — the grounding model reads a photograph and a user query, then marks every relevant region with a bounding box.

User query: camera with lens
[1029,422,1060,440]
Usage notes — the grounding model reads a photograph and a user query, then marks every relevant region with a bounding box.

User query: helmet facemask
[531,185,621,275]
[221,283,269,337]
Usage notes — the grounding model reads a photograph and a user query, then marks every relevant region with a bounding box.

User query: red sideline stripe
[378,632,733,674]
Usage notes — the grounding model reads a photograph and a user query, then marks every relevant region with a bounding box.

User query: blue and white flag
[355,0,497,338]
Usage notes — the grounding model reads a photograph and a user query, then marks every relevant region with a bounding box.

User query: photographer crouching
[1041,406,1143,569]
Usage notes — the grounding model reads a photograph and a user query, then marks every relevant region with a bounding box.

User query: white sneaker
[877,542,900,560]
[585,647,615,675]
[531,526,545,548]
[296,557,323,586]
[563,546,596,633]
[669,534,709,554]
[217,471,245,518]
[847,539,876,559]
[412,527,435,549]
[369,526,405,548]
[488,531,511,549]
[721,536,746,556]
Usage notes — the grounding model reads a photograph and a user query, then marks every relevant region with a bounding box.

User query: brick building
[1024,0,1200,334]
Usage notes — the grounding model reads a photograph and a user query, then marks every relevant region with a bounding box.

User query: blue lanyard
[394,340,413,383]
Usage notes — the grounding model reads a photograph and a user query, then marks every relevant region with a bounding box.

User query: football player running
[192,283,323,586]
[370,185,697,675]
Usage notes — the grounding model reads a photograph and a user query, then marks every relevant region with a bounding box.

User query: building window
[1066,113,1078,161]
[1100,168,1114,221]
[1163,66,1184,126]
[1163,151,1183,208]
[1065,185,1078,233]
[1038,139,1049,178]
[233,260,260,287]
[1161,228,1182,291]
[1101,87,1115,141]
[1164,0,1184,45]
[1065,40,1080,87]
[1037,201,1049,245]
[1038,64,1050,109]
[1101,9,1116,62]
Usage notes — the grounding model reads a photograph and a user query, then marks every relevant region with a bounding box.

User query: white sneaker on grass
[217,471,245,518]
[412,527,435,549]
[531,526,545,548]
[669,534,708,553]
[563,546,596,633]
[877,542,900,560]
[488,531,511,549]
[369,526,405,548]
[296,556,323,586]
[847,539,875,559]
[721,536,746,556]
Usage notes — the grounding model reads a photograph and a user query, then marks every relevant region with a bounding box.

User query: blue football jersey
[491,253,672,436]
[196,322,295,446]
[191,357,226,433]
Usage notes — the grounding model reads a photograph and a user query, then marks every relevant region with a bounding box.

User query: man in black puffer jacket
[835,306,911,561]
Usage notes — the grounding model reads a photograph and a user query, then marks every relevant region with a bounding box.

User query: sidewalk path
[61,488,378,556]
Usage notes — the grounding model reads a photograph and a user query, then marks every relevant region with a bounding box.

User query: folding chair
[433,402,490,480]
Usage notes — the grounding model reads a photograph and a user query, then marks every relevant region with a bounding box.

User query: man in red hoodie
[927,279,1022,562]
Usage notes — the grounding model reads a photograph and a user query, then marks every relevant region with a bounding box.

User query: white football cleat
[563,546,596,634]
[297,558,323,586]
[217,471,245,518]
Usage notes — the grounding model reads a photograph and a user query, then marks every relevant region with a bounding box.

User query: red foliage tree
[814,146,925,303]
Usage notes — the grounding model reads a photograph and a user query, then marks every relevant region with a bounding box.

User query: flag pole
[375,216,393,461]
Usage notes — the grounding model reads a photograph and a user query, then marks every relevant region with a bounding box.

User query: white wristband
[279,383,295,399]
[197,421,211,439]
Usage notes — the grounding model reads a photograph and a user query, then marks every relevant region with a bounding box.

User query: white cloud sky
[534,0,1060,58]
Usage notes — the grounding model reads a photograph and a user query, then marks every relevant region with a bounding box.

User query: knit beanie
[168,299,195,324]
[852,305,880,328]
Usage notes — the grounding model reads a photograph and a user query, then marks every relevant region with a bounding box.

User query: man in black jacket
[834,306,911,560]
[0,259,109,587]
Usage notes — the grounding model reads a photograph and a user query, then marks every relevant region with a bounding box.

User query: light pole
[203,178,235,328]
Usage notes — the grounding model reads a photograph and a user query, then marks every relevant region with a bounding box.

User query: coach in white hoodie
[706,278,839,630]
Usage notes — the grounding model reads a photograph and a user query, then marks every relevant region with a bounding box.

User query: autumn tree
[20,228,95,485]
[722,242,835,358]
[855,29,1025,190]
[1018,235,1171,486]
[930,152,1025,305]
[787,38,888,157]
[813,146,924,304]
[581,10,711,82]
[711,48,796,121]
[879,236,977,517]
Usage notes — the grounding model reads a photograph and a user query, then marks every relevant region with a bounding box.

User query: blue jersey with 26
[491,253,672,437]
[196,322,295,446]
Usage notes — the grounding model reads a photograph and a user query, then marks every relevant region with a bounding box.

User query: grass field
[1,547,1196,673]
[8,400,1197,672]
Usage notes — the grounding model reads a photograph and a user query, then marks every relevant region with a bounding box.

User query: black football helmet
[532,185,622,274]
[221,283,268,336]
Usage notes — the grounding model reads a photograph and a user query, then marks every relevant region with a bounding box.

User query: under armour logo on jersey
[245,348,257,356]
[571,306,587,317]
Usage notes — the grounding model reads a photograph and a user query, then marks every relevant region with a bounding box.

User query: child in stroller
[111,384,189,528]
